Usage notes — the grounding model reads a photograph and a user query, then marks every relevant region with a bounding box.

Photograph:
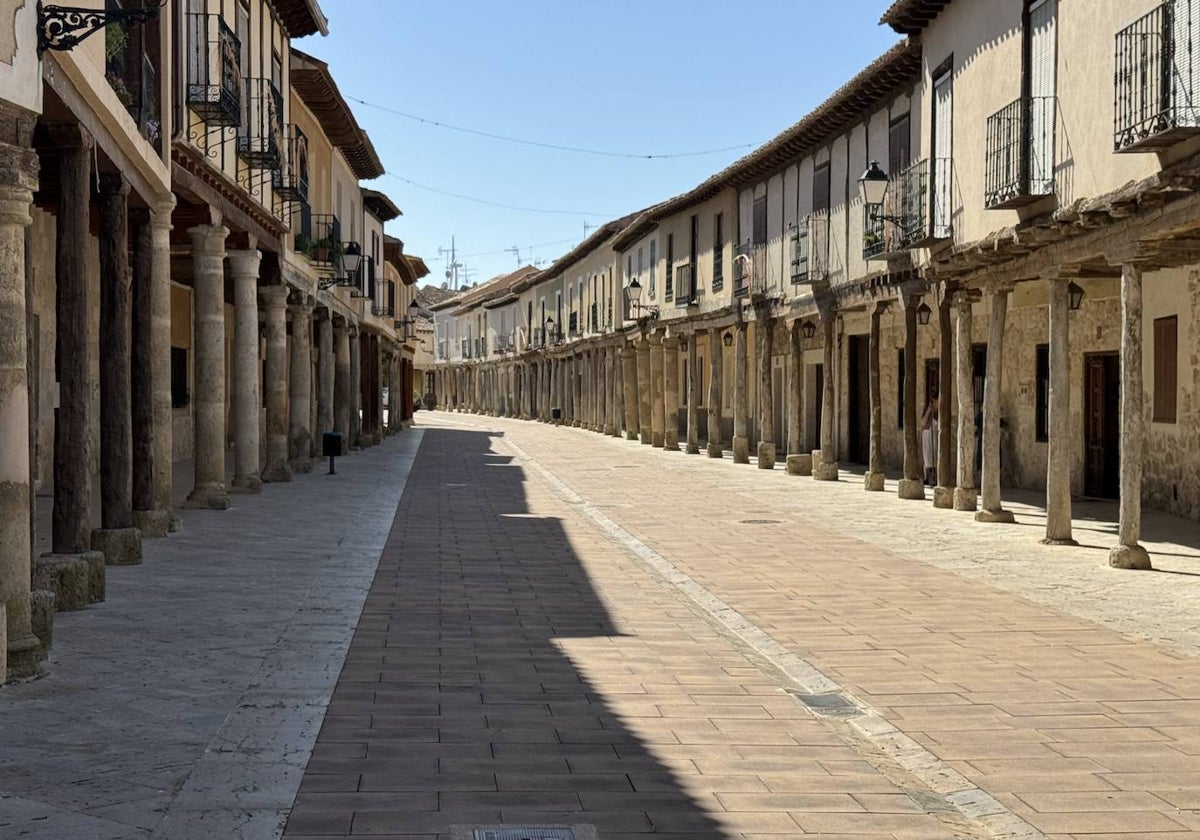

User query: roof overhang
[881,0,952,35]
[272,0,328,38]
[363,188,402,222]
[290,48,385,180]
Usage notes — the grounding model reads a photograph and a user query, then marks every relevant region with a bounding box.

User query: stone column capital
[150,194,176,229]
[98,172,130,198]
[226,248,263,280]
[260,284,289,309]
[188,224,229,256]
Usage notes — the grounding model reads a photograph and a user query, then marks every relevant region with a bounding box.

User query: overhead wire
[382,172,617,217]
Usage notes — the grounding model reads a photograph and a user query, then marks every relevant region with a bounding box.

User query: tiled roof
[272,0,327,38]
[290,49,385,180]
[363,189,402,222]
[880,0,952,35]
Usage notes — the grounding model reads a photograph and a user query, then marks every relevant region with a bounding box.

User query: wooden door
[1084,354,1120,498]
[847,336,870,463]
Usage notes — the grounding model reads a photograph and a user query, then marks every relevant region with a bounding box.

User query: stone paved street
[8,413,1200,839]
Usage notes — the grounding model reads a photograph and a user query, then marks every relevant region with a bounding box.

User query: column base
[1040,536,1079,546]
[132,508,171,538]
[932,486,955,508]
[184,485,230,510]
[732,436,750,464]
[231,475,263,494]
[813,461,839,482]
[31,589,56,656]
[626,430,639,441]
[35,551,105,610]
[707,444,724,459]
[92,527,143,566]
[787,454,813,476]
[757,443,776,470]
[290,458,314,475]
[640,430,653,445]
[4,614,43,681]
[663,434,679,452]
[262,461,293,483]
[898,478,926,500]
[864,470,886,491]
[686,442,701,455]
[953,488,978,512]
[609,428,622,439]
[652,433,665,447]
[1109,543,1153,570]
[975,508,1016,524]
[168,510,184,533]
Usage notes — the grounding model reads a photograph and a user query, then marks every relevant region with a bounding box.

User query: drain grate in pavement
[793,692,862,717]
[473,830,576,840]
[740,518,782,525]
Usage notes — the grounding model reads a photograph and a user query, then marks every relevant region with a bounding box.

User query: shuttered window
[889,113,911,175]
[1154,316,1178,423]
[1028,0,1057,193]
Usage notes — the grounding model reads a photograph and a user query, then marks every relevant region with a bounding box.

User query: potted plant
[311,236,333,263]
[295,232,314,258]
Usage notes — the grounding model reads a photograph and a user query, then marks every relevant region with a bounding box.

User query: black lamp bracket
[38,1,164,55]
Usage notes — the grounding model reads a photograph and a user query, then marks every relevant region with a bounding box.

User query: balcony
[794,214,830,281]
[237,78,283,170]
[531,327,546,349]
[186,13,241,127]
[493,334,514,354]
[733,242,767,299]
[864,158,952,260]
[985,96,1056,208]
[461,338,471,360]
[674,264,697,305]
[273,125,309,202]
[104,1,161,149]
[567,311,579,337]
[296,209,341,271]
[1115,2,1200,152]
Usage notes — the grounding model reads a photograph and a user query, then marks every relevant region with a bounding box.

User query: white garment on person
[921,420,938,472]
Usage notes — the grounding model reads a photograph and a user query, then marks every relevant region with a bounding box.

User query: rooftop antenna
[506,245,523,267]
[438,235,463,290]
[583,221,597,238]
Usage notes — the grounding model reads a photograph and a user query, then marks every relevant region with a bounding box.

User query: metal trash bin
[322,431,343,457]
[551,407,562,421]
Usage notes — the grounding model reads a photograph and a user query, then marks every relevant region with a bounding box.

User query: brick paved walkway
[284,425,963,839]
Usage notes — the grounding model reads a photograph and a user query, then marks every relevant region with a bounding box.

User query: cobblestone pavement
[0,433,419,840]
[287,411,1200,839]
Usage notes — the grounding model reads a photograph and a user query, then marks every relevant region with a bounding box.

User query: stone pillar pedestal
[229,250,263,494]
[636,340,652,443]
[261,286,291,482]
[1042,278,1076,544]
[0,129,42,681]
[663,336,680,451]
[976,285,1015,523]
[732,324,749,464]
[650,334,665,447]
[289,301,314,473]
[707,328,724,458]
[757,316,775,470]
[789,454,814,477]
[953,293,978,511]
[185,224,231,509]
[813,317,838,481]
[334,319,351,454]
[1110,264,1153,570]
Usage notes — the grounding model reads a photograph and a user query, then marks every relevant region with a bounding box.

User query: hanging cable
[351,96,760,160]
[383,172,617,217]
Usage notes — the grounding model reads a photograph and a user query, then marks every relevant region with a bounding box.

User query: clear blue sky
[301,1,901,287]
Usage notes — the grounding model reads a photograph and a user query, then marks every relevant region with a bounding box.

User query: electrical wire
[460,237,581,258]
[351,95,760,160]
[383,172,616,217]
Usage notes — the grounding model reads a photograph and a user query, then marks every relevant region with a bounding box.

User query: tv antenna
[438,236,463,290]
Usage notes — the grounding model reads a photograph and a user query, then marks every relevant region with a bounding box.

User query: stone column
[685,335,700,454]
[864,305,885,490]
[260,286,290,482]
[621,345,639,440]
[650,333,666,447]
[708,328,724,458]
[130,213,157,535]
[92,174,141,565]
[757,316,775,470]
[0,128,41,681]
[786,321,809,475]
[334,319,351,454]
[185,224,231,510]
[732,323,750,464]
[289,301,313,472]
[954,293,978,511]
[663,336,680,451]
[976,285,1015,523]
[1110,264,1153,570]
[934,292,955,508]
[228,249,262,494]
[813,317,839,481]
[610,348,623,437]
[1043,278,1076,544]
[149,199,176,531]
[316,310,334,452]
[637,339,652,443]
[349,328,362,448]
[898,298,924,500]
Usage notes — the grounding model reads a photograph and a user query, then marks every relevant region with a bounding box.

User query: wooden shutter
[1154,316,1178,422]
[889,113,911,175]
[1029,0,1057,193]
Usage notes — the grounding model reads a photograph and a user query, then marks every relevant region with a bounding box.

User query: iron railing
[461,338,471,359]
[733,242,767,299]
[296,210,341,270]
[674,263,696,305]
[237,78,283,169]
[1114,1,1200,152]
[791,218,812,282]
[864,158,952,258]
[186,13,241,127]
[104,3,162,149]
[273,125,309,202]
[862,205,887,260]
[568,311,579,336]
[985,96,1057,208]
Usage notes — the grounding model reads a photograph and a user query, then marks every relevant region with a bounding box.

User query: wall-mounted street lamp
[917,301,933,326]
[37,0,164,54]
[801,320,817,340]
[858,160,905,226]
[318,241,363,292]
[394,299,420,339]
[723,330,734,347]
[545,316,562,345]
[1068,281,1085,311]
[624,278,659,322]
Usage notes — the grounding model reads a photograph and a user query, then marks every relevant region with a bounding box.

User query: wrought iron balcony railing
[865,158,952,259]
[104,1,161,149]
[1115,1,1200,152]
[985,96,1057,208]
[186,13,241,127]
[296,209,341,270]
[674,263,696,305]
[567,311,579,336]
[792,214,829,282]
[476,337,486,357]
[531,327,545,349]
[733,242,767,299]
[237,77,283,170]
[273,125,309,202]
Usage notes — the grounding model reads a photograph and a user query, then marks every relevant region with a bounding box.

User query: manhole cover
[793,692,862,717]
[474,830,576,840]
[740,519,782,525]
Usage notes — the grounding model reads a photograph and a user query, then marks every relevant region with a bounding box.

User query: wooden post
[757,316,775,469]
[934,291,955,508]
[865,304,885,490]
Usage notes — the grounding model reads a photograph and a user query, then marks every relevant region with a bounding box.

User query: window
[1154,316,1178,423]
[171,347,189,408]
[712,213,724,291]
[813,163,832,268]
[689,214,699,297]
[626,254,632,281]
[649,240,657,298]
[752,195,768,245]
[897,349,905,428]
[889,112,911,175]
[1035,343,1049,442]
[665,233,675,301]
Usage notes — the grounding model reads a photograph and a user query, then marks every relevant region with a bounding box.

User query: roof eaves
[290,49,385,180]
[880,0,952,35]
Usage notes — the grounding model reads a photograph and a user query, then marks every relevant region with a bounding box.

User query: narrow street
[6,413,1200,839]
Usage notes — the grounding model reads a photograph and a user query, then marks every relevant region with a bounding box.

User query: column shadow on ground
[284,427,730,838]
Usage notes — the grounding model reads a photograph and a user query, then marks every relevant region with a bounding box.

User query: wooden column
[864,304,885,490]
[934,291,955,508]
[637,339,652,443]
[899,298,925,499]
[1043,277,1076,543]
[757,315,775,470]
[954,293,978,511]
[707,328,724,458]
[1110,263,1153,570]
[732,323,749,464]
[786,321,808,475]
[813,316,839,481]
[663,336,680,450]
[976,285,1015,523]
[685,334,700,454]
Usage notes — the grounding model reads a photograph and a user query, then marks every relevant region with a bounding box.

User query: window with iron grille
[712,213,724,291]
[664,233,674,301]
